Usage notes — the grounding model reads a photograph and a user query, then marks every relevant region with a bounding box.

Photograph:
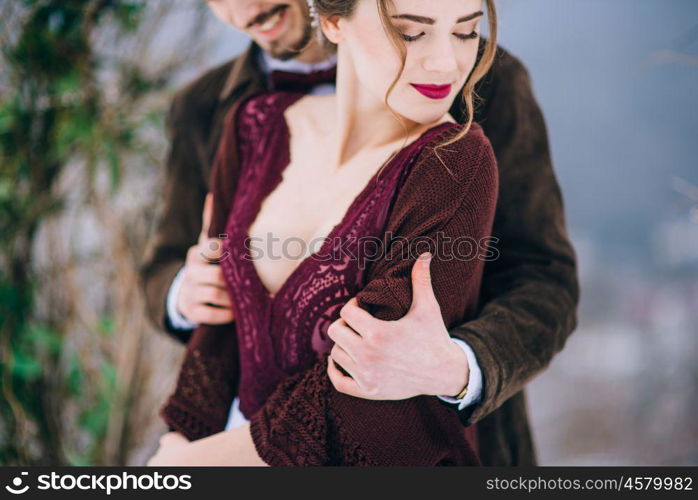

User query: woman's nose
[421,40,459,74]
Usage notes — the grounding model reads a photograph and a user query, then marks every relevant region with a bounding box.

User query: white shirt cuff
[436,337,483,410]
[224,396,249,431]
[166,266,200,331]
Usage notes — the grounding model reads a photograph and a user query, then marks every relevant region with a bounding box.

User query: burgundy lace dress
[160,90,499,466]
[224,91,459,418]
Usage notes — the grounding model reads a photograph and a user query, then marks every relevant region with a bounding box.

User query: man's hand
[176,193,235,325]
[327,252,469,400]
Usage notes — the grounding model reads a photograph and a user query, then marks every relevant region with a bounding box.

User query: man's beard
[267,20,313,61]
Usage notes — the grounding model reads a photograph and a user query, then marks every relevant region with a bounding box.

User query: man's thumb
[409,252,438,313]
[199,193,213,241]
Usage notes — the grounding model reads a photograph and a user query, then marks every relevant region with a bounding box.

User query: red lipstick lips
[411,83,452,100]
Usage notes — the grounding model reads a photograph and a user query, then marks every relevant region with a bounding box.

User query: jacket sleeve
[139,57,243,342]
[248,126,499,466]
[139,89,208,342]
[450,48,580,426]
[158,101,247,440]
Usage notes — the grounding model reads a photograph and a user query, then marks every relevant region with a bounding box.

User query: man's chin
[262,24,313,61]
[268,46,302,61]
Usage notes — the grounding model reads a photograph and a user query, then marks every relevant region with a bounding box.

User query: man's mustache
[246,4,288,29]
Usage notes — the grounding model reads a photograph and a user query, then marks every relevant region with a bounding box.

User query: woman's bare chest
[247,159,378,295]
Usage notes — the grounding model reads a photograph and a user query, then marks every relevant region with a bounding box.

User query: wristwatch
[453,381,469,400]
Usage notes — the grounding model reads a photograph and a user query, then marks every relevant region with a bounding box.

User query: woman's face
[330,0,484,124]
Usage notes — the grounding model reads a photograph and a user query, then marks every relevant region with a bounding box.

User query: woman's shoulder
[410,120,498,190]
[381,120,498,235]
[284,93,335,134]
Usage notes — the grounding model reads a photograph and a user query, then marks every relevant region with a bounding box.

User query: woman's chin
[399,110,451,127]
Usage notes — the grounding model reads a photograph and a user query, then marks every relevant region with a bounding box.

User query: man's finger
[198,193,213,244]
[327,357,363,397]
[190,305,234,325]
[192,285,232,308]
[327,318,362,356]
[197,237,225,264]
[339,297,387,338]
[186,263,226,285]
[409,252,440,314]
[330,343,358,375]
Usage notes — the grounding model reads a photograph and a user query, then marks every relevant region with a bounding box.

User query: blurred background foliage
[0,0,212,465]
[0,0,696,467]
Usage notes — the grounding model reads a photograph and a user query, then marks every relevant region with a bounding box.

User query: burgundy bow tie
[268,67,337,93]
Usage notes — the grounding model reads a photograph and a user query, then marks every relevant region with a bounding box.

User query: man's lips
[246,4,288,30]
[410,83,453,100]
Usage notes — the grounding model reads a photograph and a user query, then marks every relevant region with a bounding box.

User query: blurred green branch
[0,0,210,465]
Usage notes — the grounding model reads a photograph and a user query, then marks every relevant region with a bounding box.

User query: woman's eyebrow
[391,14,435,25]
[391,11,484,25]
[457,11,484,23]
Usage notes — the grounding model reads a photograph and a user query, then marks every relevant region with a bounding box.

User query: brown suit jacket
[139,40,580,466]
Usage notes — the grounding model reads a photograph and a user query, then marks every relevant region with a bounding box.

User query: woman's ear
[320,14,343,44]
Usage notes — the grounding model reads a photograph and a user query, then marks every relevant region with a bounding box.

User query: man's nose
[227,0,263,28]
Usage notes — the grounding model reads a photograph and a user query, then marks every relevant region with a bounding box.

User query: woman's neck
[330,50,429,166]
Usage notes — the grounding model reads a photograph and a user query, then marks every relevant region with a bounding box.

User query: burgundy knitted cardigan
[160,95,499,466]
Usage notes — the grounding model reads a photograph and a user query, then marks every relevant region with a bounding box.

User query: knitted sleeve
[158,100,246,440]
[248,124,499,466]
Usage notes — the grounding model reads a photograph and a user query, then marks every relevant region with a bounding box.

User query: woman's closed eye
[454,31,479,41]
[400,31,479,42]
[401,31,425,42]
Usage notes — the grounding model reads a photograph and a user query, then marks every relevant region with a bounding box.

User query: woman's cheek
[353,29,403,95]
[459,48,480,82]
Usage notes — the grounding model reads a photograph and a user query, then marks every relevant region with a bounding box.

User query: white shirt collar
[259,50,337,75]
